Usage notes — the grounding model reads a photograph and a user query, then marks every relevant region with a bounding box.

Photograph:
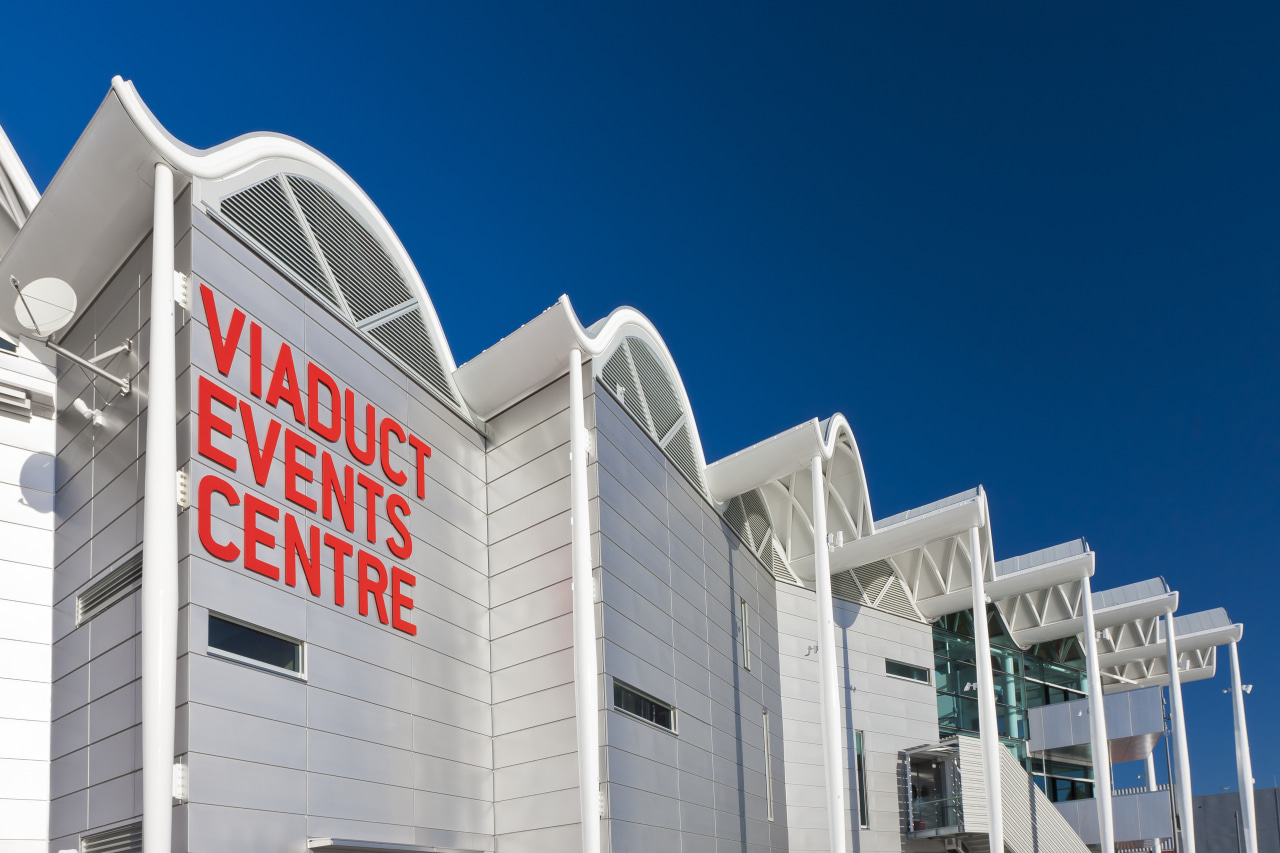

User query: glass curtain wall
[933,606,1092,797]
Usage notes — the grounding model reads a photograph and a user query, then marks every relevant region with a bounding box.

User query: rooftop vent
[217,175,459,409]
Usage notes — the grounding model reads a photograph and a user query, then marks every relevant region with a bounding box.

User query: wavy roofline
[110,76,470,417]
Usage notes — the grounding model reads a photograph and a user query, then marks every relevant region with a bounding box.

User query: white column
[1145,752,1161,852]
[969,525,1003,853]
[568,349,601,853]
[1081,575,1115,853]
[1164,614,1195,853]
[810,455,847,853]
[1228,642,1257,853]
[142,163,178,853]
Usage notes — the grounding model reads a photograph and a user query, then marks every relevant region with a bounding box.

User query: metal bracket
[176,468,191,509]
[174,271,192,311]
[45,340,131,396]
[172,757,188,802]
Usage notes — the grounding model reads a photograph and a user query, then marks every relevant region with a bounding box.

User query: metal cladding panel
[485,370,583,850]
[776,580,937,851]
[47,205,185,846]
[594,386,789,851]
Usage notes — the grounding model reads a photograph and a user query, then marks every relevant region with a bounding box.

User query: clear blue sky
[3,3,1276,796]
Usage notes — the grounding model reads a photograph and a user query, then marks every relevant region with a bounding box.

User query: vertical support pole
[1165,613,1196,853]
[810,455,847,853]
[969,524,1003,853]
[1081,574,1115,853]
[568,348,601,853]
[1229,642,1257,853]
[142,162,177,853]
[1146,752,1161,853]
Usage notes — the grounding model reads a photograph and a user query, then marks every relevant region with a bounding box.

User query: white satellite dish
[14,277,77,335]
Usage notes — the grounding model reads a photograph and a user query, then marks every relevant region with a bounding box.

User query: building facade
[0,79,1262,853]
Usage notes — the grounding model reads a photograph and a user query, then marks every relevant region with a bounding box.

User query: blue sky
[3,3,1277,796]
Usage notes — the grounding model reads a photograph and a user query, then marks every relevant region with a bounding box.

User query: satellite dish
[14,277,77,335]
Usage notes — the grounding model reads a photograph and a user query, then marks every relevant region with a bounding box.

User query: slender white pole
[1081,575,1115,853]
[1146,753,1161,853]
[142,163,177,853]
[810,455,847,853]
[969,525,1003,853]
[1228,642,1257,853]
[1164,614,1196,853]
[568,349,601,853]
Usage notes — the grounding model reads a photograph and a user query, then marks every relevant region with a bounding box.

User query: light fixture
[72,397,104,426]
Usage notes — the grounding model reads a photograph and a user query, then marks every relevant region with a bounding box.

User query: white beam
[1082,575,1115,853]
[1229,641,1257,853]
[1165,614,1195,853]
[811,455,847,853]
[142,162,178,853]
[970,525,1003,853]
[827,497,983,576]
[568,349,601,853]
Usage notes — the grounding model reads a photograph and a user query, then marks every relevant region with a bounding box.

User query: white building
[0,78,1260,853]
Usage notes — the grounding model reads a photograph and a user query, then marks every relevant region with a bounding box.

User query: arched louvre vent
[287,176,413,321]
[762,537,802,586]
[217,175,459,409]
[599,336,705,494]
[220,176,336,307]
[724,488,801,584]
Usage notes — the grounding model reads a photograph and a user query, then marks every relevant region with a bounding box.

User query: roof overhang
[1007,578,1177,647]
[831,488,984,579]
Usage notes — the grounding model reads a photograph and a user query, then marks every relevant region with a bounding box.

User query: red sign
[195,283,427,635]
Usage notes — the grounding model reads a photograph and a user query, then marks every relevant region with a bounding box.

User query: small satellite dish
[14,277,77,335]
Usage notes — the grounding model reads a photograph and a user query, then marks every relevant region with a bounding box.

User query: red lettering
[285,514,322,596]
[344,389,377,465]
[266,344,306,424]
[386,493,412,559]
[250,322,263,398]
[197,377,237,472]
[198,475,240,562]
[284,429,317,512]
[321,452,355,532]
[356,472,384,544]
[199,284,244,377]
[243,493,280,580]
[390,567,416,635]
[357,550,390,624]
[324,533,353,606]
[240,402,282,486]
[379,417,407,486]
[307,363,342,442]
[408,435,432,499]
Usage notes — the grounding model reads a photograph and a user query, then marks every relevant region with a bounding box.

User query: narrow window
[613,680,676,732]
[886,659,931,684]
[208,613,304,678]
[740,598,751,670]
[763,710,774,821]
[855,730,869,828]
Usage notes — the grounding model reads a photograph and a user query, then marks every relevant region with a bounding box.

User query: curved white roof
[0,121,39,258]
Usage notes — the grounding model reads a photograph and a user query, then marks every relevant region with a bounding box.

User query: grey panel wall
[49,195,194,851]
[776,584,937,853]
[486,369,589,852]
[1193,788,1280,853]
[0,338,57,853]
[1055,790,1172,846]
[1028,686,1163,753]
[594,387,788,853]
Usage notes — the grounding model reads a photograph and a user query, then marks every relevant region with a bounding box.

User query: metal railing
[910,793,964,833]
[1113,783,1172,796]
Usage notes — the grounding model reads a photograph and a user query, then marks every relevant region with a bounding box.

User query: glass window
[208,614,303,676]
[886,659,931,684]
[740,599,751,670]
[763,711,774,821]
[614,681,675,732]
[855,730,869,828]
